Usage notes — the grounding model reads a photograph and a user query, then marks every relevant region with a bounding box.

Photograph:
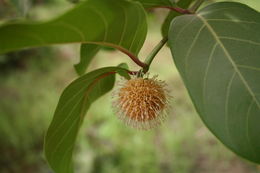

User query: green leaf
[74,44,100,76]
[169,2,260,163]
[0,0,147,57]
[118,62,129,70]
[44,66,128,173]
[117,63,131,80]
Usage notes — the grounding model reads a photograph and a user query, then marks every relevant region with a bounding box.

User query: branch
[92,42,148,69]
[151,6,193,14]
[143,37,168,73]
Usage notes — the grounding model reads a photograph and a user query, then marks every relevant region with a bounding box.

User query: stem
[127,70,139,75]
[92,41,148,69]
[189,0,204,12]
[143,37,168,73]
[152,6,193,14]
[118,47,148,69]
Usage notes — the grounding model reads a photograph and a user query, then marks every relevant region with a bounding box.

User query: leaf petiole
[143,37,168,73]
[151,6,192,14]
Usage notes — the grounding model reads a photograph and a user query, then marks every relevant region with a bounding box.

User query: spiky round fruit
[112,75,171,130]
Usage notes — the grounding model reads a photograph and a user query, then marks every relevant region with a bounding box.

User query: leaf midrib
[197,14,260,110]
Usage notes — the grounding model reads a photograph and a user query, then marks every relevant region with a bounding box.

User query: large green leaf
[44,66,128,173]
[0,0,147,57]
[169,2,260,163]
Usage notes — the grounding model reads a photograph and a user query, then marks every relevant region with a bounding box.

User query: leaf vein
[246,98,257,158]
[206,19,260,25]
[129,6,140,52]
[49,116,80,164]
[202,43,218,110]
[118,4,127,46]
[58,22,85,41]
[89,7,108,42]
[185,24,205,74]
[237,65,260,71]
[225,72,236,147]
[197,14,260,110]
[219,36,260,46]
[174,16,197,43]
[46,96,84,151]
[200,7,248,16]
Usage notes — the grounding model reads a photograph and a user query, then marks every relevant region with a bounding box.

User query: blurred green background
[0,0,260,172]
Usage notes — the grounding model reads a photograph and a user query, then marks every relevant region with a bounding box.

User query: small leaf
[74,44,100,76]
[117,63,131,80]
[169,2,260,163]
[44,66,129,173]
[118,62,129,70]
[0,0,147,57]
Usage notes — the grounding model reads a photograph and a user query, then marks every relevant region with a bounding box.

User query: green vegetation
[0,26,259,173]
[169,2,260,163]
[0,0,260,172]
